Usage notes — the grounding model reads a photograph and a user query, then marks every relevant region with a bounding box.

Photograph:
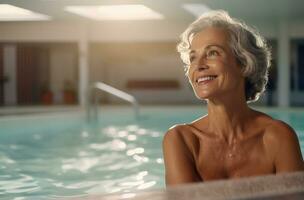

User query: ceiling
[0,0,304,23]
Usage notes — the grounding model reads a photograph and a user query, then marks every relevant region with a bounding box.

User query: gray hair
[177,10,271,102]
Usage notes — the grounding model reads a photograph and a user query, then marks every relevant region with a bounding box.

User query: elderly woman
[163,10,304,186]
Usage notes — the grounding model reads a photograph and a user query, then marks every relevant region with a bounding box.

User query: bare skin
[163,27,304,186]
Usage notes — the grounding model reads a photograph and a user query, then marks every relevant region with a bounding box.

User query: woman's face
[187,27,244,101]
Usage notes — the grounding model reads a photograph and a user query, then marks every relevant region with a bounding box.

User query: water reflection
[0,123,165,198]
[126,148,144,156]
[127,134,137,141]
[61,158,99,173]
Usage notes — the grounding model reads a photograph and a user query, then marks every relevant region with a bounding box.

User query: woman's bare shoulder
[258,114,302,159]
[163,124,187,143]
[249,111,296,143]
[163,123,197,144]
[261,116,298,143]
[163,119,207,156]
[163,123,203,185]
[163,124,197,165]
[261,117,304,171]
[164,115,208,138]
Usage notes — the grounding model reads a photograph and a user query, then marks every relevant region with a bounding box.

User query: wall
[0,19,279,42]
[0,19,304,105]
[49,44,78,104]
[90,42,199,104]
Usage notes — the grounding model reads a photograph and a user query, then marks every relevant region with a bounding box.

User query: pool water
[0,106,303,199]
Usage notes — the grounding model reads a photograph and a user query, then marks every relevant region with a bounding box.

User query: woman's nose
[196,64,208,71]
[193,56,208,71]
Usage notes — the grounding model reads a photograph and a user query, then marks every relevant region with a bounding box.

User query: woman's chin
[195,92,212,100]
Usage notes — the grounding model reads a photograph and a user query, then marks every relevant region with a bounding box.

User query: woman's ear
[237,62,248,77]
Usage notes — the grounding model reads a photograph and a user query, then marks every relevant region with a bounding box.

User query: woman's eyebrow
[190,44,225,54]
[205,44,225,51]
[190,50,195,55]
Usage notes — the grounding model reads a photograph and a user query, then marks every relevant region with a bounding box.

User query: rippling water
[0,106,303,199]
[0,124,165,199]
[0,108,171,199]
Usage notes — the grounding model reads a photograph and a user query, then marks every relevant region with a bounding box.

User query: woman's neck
[206,97,253,144]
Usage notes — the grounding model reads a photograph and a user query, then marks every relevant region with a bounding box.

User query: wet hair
[177,10,271,102]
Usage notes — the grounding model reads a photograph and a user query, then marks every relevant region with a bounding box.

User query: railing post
[86,82,139,122]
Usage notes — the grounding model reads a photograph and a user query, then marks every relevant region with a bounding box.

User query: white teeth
[197,76,216,83]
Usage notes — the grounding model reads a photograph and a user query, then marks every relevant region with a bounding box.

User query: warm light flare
[0,4,50,21]
[64,4,164,20]
[182,3,211,17]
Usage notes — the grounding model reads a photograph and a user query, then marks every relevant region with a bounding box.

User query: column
[78,34,89,108]
[277,21,290,107]
[3,45,17,106]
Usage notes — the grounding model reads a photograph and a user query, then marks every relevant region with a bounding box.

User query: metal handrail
[86,82,139,122]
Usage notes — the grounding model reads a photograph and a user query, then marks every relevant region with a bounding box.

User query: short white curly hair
[177,10,271,102]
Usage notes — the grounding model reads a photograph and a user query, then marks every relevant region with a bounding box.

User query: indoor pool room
[0,0,304,200]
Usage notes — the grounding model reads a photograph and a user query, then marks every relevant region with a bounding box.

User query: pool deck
[0,105,81,116]
[72,171,304,200]
[1,105,304,116]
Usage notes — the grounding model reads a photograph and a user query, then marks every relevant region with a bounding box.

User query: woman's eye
[207,50,219,58]
[189,56,195,63]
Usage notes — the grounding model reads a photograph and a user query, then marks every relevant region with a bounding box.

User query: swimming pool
[0,106,303,199]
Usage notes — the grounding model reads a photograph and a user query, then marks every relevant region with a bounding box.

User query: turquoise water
[0,106,303,199]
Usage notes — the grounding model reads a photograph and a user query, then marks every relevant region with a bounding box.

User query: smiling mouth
[196,75,217,84]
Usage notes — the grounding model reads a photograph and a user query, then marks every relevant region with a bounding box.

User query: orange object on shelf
[41,91,53,105]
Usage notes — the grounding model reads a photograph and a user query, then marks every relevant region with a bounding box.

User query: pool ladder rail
[86,81,139,122]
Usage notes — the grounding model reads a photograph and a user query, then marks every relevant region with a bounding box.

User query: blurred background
[0,0,304,108]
